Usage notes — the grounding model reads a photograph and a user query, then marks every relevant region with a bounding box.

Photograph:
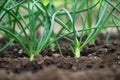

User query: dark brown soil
[0,33,120,80]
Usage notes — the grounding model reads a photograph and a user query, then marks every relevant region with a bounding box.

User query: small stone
[112,41,117,45]
[94,56,99,59]
[88,54,92,57]
[72,66,77,71]
[38,60,44,64]
[52,53,60,57]
[18,49,23,54]
[13,48,18,52]
[118,56,120,59]
[118,61,120,65]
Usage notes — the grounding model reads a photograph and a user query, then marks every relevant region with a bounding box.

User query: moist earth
[0,34,120,80]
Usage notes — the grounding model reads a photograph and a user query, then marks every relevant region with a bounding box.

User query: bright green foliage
[0,0,119,60]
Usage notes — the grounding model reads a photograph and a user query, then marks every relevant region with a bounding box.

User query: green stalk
[72,0,80,58]
[86,0,92,35]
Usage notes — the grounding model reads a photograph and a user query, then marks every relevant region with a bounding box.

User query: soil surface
[0,33,120,80]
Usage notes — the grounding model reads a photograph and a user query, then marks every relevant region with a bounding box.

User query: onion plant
[55,0,120,58]
[0,0,54,61]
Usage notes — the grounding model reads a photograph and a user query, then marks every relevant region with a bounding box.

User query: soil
[0,33,120,80]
